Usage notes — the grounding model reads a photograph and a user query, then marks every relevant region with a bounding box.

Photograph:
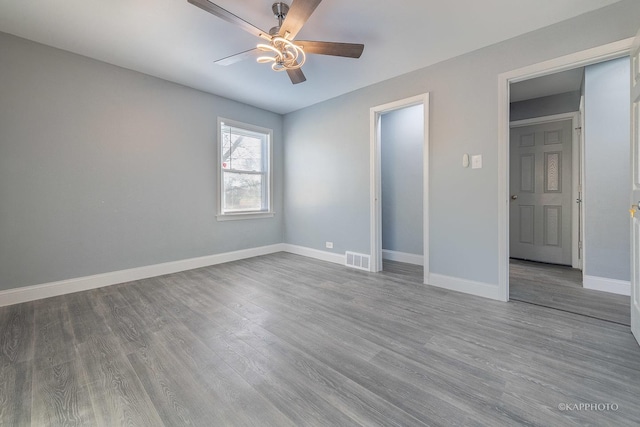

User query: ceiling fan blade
[279,0,322,40]
[188,0,270,39]
[295,41,364,58]
[287,67,307,84]
[215,48,260,66]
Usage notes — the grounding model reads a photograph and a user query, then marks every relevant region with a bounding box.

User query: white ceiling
[0,0,621,114]
[510,67,585,102]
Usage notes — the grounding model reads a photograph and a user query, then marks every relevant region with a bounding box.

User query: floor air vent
[345,251,371,271]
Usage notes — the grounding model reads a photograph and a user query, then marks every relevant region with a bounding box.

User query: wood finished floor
[1,252,640,426]
[509,259,631,326]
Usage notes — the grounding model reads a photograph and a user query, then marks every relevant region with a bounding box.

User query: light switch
[471,155,482,169]
[462,154,470,168]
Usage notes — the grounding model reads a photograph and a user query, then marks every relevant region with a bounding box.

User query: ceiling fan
[187,0,365,84]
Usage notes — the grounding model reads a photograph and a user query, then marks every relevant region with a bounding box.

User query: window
[217,118,273,220]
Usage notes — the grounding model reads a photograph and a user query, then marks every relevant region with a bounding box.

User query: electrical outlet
[325,242,334,249]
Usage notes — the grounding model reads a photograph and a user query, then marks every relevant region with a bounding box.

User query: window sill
[216,212,275,222]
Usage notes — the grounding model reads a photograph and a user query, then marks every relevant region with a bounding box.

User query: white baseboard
[0,244,285,307]
[583,275,631,296]
[281,244,345,265]
[1,242,505,307]
[428,273,501,301]
[382,250,424,266]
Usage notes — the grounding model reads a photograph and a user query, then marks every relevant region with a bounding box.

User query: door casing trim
[369,93,430,283]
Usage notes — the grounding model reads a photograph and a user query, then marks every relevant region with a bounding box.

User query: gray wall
[0,32,284,291]
[283,0,640,286]
[584,57,631,281]
[381,105,424,255]
[510,91,581,122]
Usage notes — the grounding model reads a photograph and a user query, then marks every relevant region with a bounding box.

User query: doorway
[499,41,633,325]
[381,104,424,277]
[370,93,429,283]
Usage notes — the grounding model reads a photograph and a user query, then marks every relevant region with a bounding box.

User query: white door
[510,119,573,265]
[630,28,640,345]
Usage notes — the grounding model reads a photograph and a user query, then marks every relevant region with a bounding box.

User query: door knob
[511,195,518,200]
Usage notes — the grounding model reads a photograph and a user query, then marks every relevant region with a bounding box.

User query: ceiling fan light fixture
[257,43,281,56]
[256,36,306,72]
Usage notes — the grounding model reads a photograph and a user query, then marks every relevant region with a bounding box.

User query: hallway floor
[509,259,630,325]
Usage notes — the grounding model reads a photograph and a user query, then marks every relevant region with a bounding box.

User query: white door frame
[510,112,582,270]
[369,93,430,284]
[497,38,633,301]
[629,28,640,345]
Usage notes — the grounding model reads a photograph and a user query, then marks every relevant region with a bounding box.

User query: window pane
[219,119,271,217]
[221,127,264,172]
[223,172,264,212]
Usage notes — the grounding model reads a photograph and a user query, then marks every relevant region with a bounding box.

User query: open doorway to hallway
[380,104,425,278]
[508,57,631,325]
[370,93,429,283]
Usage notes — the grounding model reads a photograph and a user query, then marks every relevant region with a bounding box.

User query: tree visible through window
[219,119,271,215]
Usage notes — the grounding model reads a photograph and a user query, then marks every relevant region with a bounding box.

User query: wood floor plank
[155,324,298,427]
[127,343,222,426]
[31,359,96,427]
[158,272,227,315]
[222,319,430,427]
[251,285,430,357]
[0,361,32,426]
[258,308,475,426]
[202,331,361,427]
[178,300,388,426]
[368,349,524,426]
[2,252,639,426]
[33,298,76,369]
[93,288,155,354]
[116,279,185,335]
[0,301,35,366]
[78,335,165,426]
[223,290,382,361]
[64,290,112,345]
[424,327,640,423]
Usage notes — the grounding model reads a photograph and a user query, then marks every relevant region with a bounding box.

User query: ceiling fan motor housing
[272,2,289,19]
[271,2,289,35]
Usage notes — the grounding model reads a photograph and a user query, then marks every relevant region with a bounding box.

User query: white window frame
[217,117,274,221]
